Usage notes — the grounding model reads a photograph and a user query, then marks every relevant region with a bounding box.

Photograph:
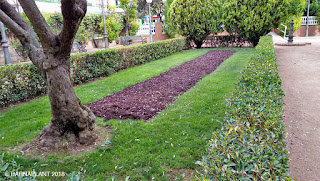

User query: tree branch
[0,0,43,68]
[59,0,87,55]
[18,0,56,47]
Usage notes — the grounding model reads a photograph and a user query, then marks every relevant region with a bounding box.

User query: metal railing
[301,16,318,25]
[277,23,287,39]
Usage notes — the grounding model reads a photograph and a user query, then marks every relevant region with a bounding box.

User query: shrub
[167,0,223,48]
[0,38,185,107]
[198,36,290,180]
[278,0,306,36]
[223,0,288,46]
[99,13,123,43]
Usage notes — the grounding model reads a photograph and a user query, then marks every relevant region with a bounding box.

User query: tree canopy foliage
[278,0,306,35]
[223,0,288,46]
[137,0,164,19]
[167,0,223,48]
[100,13,123,43]
[119,0,139,35]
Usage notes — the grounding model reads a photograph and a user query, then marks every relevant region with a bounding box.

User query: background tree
[223,0,288,46]
[306,0,320,30]
[167,0,223,48]
[278,0,306,35]
[119,0,139,35]
[137,0,163,19]
[306,0,320,15]
[162,0,176,38]
[81,13,103,43]
[0,0,96,148]
[100,13,123,43]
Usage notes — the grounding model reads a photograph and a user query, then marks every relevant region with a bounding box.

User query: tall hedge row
[0,38,185,106]
[198,36,290,180]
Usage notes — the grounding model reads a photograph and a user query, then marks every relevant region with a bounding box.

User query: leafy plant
[167,0,223,48]
[75,23,89,44]
[99,13,123,43]
[0,152,35,181]
[67,171,81,181]
[119,0,139,36]
[198,36,290,180]
[278,0,306,35]
[223,0,288,46]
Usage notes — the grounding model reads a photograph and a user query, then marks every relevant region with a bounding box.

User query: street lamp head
[146,0,152,4]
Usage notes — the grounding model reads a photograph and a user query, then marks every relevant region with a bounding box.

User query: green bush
[223,0,288,46]
[278,0,306,36]
[167,0,223,48]
[99,13,123,43]
[198,36,290,180]
[0,38,185,107]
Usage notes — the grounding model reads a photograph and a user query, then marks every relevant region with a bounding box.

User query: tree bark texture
[0,0,97,148]
[39,56,96,148]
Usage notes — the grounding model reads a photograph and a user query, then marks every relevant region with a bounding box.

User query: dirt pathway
[274,36,320,181]
[87,50,233,121]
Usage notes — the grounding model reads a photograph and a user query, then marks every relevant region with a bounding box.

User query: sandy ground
[273,35,320,181]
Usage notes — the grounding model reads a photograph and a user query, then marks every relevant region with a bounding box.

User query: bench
[121,35,147,46]
[71,42,87,53]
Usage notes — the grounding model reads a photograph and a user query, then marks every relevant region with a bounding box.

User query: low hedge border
[0,38,185,107]
[198,36,290,180]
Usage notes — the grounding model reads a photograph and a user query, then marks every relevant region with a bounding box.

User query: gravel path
[274,36,320,181]
[87,50,233,121]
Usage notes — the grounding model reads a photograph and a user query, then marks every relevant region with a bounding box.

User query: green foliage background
[223,0,288,46]
[100,13,123,43]
[162,0,176,38]
[119,0,139,36]
[167,0,223,48]
[278,0,306,35]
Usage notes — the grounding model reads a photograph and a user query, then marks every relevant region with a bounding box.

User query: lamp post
[305,0,310,37]
[0,21,11,65]
[146,0,153,43]
[101,0,109,49]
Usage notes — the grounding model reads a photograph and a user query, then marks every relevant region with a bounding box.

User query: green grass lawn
[0,48,253,180]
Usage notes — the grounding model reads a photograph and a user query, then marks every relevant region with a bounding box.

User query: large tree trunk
[38,55,96,148]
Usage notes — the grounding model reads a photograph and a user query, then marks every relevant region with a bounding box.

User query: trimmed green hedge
[0,38,185,106]
[198,36,290,180]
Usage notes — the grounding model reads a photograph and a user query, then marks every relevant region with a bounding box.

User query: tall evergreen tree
[167,0,223,48]
[223,0,288,46]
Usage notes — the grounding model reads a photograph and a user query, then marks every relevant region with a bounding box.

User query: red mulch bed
[87,50,234,121]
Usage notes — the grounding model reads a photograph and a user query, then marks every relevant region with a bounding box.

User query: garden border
[199,36,290,180]
[0,38,186,107]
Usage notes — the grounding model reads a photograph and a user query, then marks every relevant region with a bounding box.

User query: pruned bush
[0,38,185,107]
[198,36,290,180]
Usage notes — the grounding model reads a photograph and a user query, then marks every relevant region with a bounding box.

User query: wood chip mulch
[86,50,234,121]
